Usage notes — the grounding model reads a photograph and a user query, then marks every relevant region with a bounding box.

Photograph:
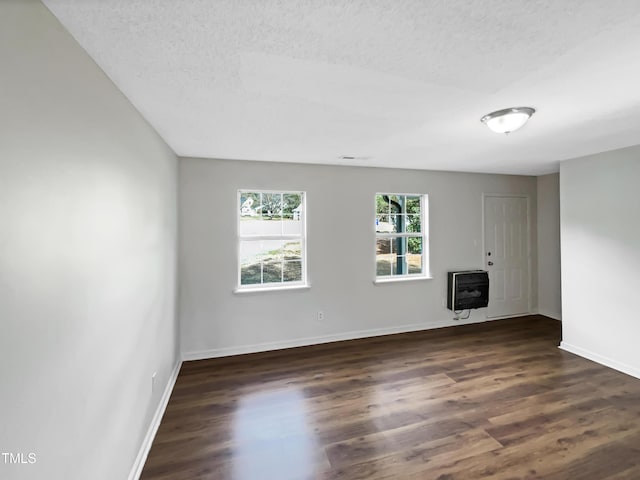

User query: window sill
[373,275,432,285]
[233,284,311,294]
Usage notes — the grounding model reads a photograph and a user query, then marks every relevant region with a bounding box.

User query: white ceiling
[43,0,640,175]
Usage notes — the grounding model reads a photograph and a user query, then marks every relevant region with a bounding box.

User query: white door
[483,195,530,318]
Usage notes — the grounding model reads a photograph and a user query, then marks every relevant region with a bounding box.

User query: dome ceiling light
[480,107,535,134]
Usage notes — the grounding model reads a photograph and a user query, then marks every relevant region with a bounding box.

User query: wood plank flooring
[141,316,640,479]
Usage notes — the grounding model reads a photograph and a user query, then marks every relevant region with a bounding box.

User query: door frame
[481,193,532,319]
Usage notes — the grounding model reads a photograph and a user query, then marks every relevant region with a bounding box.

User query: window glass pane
[283,193,302,215]
[376,195,390,215]
[283,241,301,261]
[260,218,285,235]
[396,214,415,234]
[392,256,408,275]
[240,192,262,217]
[240,239,262,285]
[240,263,262,285]
[393,237,408,275]
[239,216,263,236]
[393,236,406,254]
[282,220,302,235]
[376,238,396,276]
[282,194,303,235]
[377,258,392,276]
[406,196,421,214]
[376,238,392,276]
[406,214,421,233]
[240,239,261,266]
[377,194,404,214]
[408,237,423,274]
[261,239,283,258]
[376,215,394,233]
[283,261,302,282]
[408,254,422,274]
[263,262,283,283]
[408,237,422,254]
[261,193,282,220]
[377,237,391,255]
[260,239,283,284]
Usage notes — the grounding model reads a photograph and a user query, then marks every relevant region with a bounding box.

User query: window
[375,193,428,280]
[237,190,306,290]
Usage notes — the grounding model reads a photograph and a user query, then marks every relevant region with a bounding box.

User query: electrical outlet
[317,311,324,321]
[151,372,157,393]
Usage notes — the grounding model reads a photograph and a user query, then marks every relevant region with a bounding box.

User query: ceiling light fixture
[480,107,535,134]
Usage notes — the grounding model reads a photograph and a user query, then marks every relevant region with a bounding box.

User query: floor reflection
[231,389,315,480]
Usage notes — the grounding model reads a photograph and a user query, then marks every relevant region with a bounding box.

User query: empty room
[2,1,640,479]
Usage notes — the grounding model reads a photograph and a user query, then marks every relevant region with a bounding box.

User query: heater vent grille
[447,270,489,311]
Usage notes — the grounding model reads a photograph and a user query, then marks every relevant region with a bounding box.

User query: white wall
[179,157,538,358]
[0,2,178,480]
[537,173,562,320]
[560,146,640,378]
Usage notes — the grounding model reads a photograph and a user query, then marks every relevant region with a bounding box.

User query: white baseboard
[537,308,562,321]
[182,315,503,361]
[559,342,640,380]
[183,323,429,361]
[484,312,534,321]
[128,361,182,480]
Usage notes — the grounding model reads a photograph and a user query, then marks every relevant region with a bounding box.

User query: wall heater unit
[447,270,489,311]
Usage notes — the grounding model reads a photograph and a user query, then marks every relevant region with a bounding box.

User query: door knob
[488,261,494,266]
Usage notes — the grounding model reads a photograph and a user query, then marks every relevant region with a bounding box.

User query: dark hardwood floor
[141,316,640,479]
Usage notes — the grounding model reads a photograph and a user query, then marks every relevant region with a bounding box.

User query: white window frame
[374,193,430,284]
[236,189,308,293]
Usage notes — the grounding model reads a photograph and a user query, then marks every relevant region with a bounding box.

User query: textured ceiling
[43,0,640,174]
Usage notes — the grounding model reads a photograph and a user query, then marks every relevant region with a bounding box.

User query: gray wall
[179,157,538,358]
[537,173,562,319]
[560,146,640,378]
[0,2,178,479]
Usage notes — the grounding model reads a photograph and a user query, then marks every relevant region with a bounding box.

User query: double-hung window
[375,193,429,280]
[237,190,307,290]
